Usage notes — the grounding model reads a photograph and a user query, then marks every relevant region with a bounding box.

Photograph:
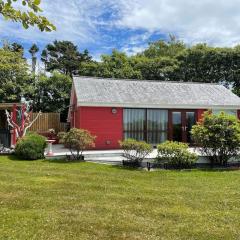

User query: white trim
[77,101,240,110]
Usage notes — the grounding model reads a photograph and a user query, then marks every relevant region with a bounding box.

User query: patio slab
[44,144,208,164]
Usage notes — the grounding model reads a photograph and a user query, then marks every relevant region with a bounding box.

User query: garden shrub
[58,128,96,160]
[156,141,197,169]
[191,111,240,165]
[15,133,47,160]
[119,138,152,166]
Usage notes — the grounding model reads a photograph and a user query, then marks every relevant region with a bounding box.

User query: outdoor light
[112,108,117,114]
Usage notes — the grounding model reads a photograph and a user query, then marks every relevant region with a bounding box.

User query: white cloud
[0,0,120,45]
[1,0,240,56]
[116,0,240,46]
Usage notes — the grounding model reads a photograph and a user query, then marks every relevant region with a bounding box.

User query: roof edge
[77,101,240,110]
[73,75,220,86]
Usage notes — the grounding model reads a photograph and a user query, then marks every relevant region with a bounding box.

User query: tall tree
[79,49,142,79]
[142,35,186,59]
[0,0,55,31]
[11,42,24,56]
[0,48,33,102]
[133,56,179,81]
[34,72,72,119]
[29,43,39,74]
[41,41,88,77]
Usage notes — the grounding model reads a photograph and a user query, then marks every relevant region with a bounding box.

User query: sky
[1,0,240,60]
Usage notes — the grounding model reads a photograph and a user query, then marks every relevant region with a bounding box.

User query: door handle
[182,126,187,131]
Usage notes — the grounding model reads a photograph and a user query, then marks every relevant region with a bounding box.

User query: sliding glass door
[123,109,145,141]
[123,109,168,144]
[147,110,168,144]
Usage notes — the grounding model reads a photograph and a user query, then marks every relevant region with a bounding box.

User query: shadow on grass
[44,158,86,164]
[196,167,240,172]
[6,155,240,172]
[110,164,143,171]
[8,154,33,161]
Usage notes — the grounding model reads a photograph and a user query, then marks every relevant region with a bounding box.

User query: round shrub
[15,133,47,160]
[119,138,152,166]
[156,141,197,169]
[58,128,96,160]
[191,111,240,165]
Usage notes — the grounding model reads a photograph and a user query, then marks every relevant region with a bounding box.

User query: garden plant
[156,141,197,169]
[191,111,240,165]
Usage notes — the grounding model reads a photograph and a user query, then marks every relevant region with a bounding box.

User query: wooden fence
[29,113,68,133]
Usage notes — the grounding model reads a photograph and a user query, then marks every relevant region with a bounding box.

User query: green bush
[191,111,240,165]
[58,128,96,160]
[119,139,152,166]
[156,141,197,169]
[15,133,47,160]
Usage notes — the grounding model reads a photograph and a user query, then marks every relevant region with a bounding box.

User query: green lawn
[0,156,240,240]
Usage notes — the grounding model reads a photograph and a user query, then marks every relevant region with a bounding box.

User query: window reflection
[123,109,168,144]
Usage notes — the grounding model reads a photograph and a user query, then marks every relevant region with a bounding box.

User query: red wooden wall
[70,107,240,150]
[196,109,206,122]
[79,107,123,149]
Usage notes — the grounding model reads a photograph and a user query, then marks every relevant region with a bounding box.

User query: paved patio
[45,144,207,164]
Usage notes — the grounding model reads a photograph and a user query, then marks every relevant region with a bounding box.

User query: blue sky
[1,0,240,61]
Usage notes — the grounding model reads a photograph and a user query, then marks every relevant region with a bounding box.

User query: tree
[133,56,179,80]
[11,42,24,56]
[33,72,72,117]
[191,111,240,166]
[41,41,89,77]
[29,43,39,74]
[6,99,41,139]
[100,50,142,79]
[142,35,186,59]
[0,0,56,31]
[0,48,33,102]
[58,128,96,160]
[79,50,142,79]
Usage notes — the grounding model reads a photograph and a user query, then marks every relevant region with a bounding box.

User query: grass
[0,156,240,240]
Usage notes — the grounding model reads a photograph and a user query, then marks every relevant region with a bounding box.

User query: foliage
[141,35,186,58]
[133,56,179,80]
[58,128,96,160]
[156,141,197,169]
[41,41,92,77]
[29,43,39,74]
[0,48,33,102]
[99,50,142,79]
[191,111,240,165]
[0,0,56,31]
[79,50,142,79]
[33,72,72,115]
[119,138,152,165]
[9,42,24,56]
[15,132,47,160]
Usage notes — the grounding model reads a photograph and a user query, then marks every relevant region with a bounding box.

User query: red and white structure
[69,77,240,150]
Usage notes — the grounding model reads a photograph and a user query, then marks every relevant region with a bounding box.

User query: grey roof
[73,77,240,109]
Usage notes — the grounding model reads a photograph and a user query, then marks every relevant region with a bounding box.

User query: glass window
[172,112,182,142]
[123,109,168,144]
[147,109,168,144]
[186,112,195,143]
[123,109,145,141]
